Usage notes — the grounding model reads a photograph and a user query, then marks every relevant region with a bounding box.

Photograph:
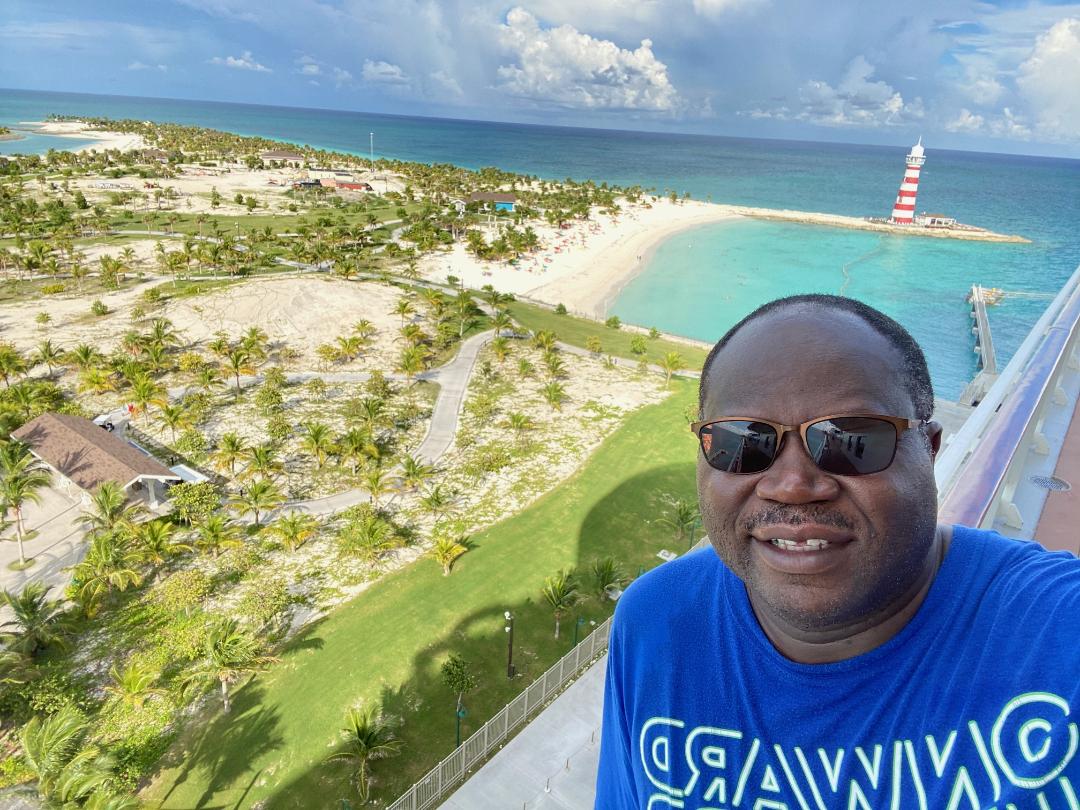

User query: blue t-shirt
[595,526,1080,809]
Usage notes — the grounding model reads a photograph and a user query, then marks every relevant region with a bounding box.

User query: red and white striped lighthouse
[889,137,925,224]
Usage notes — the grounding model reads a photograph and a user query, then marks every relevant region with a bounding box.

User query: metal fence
[387,616,613,810]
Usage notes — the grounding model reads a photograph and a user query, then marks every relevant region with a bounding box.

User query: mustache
[743,506,855,533]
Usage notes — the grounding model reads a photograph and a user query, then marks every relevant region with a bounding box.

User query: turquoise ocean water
[2,88,1078,398]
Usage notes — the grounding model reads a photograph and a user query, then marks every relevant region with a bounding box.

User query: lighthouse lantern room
[890,138,925,224]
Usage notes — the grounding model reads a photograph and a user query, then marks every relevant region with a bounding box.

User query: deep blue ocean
[2,87,1078,399]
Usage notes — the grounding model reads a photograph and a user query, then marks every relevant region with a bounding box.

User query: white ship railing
[387,617,612,810]
[937,263,1080,527]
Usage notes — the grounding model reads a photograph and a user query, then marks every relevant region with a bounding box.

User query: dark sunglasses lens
[806,417,898,475]
[700,421,778,473]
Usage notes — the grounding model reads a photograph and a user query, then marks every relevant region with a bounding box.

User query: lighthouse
[890,137,925,224]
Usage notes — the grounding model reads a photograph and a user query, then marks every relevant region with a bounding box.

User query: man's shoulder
[954,524,1080,614]
[613,547,727,626]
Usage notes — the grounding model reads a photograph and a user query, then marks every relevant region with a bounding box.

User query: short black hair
[699,294,934,420]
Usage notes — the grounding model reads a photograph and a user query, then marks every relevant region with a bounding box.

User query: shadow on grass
[152,682,285,810]
[249,462,696,809]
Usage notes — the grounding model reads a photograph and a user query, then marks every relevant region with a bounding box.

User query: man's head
[696,295,942,636]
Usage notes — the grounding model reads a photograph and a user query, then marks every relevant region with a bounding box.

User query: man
[595,294,1079,809]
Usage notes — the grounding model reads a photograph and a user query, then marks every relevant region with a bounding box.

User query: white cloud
[1016,17,1080,140]
[297,55,321,75]
[692,0,767,17]
[362,59,410,85]
[431,69,464,97]
[945,108,984,132]
[792,55,923,127]
[954,59,1005,106]
[127,61,168,72]
[209,50,271,72]
[332,66,354,85]
[495,7,679,111]
[988,107,1032,139]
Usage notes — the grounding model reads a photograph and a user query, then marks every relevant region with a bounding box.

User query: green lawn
[143,379,700,808]
[507,301,709,370]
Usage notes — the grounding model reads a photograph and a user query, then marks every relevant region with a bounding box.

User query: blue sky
[2,0,1080,156]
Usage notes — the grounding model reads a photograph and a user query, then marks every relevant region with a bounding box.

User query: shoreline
[17,120,149,154]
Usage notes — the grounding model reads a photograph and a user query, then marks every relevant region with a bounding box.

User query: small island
[0,125,26,142]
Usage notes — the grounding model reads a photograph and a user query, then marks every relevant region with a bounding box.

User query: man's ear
[925,420,943,462]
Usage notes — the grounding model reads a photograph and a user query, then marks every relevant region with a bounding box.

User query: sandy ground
[1,276,410,376]
[25,121,150,154]
[420,198,742,318]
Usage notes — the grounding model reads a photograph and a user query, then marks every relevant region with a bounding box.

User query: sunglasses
[689,414,925,476]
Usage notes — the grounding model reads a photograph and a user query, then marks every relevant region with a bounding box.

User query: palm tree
[659,351,686,386]
[491,310,512,338]
[212,432,247,475]
[338,510,397,565]
[76,481,146,536]
[393,297,416,326]
[300,420,335,470]
[158,402,193,443]
[129,374,165,425]
[104,661,165,710]
[399,454,436,492]
[71,530,144,616]
[354,397,388,432]
[544,353,566,379]
[0,582,69,657]
[430,533,470,576]
[243,443,284,479]
[269,512,319,552]
[532,330,558,353]
[132,519,192,564]
[66,343,104,371]
[362,467,395,508]
[590,557,628,599]
[33,339,64,376]
[224,347,255,399]
[335,335,364,363]
[338,428,375,475]
[181,618,278,713]
[0,440,51,566]
[194,514,243,558]
[490,336,511,364]
[19,706,116,804]
[324,705,403,804]
[77,367,117,395]
[0,342,28,387]
[541,569,580,639]
[420,484,456,521]
[352,319,376,340]
[397,345,427,385]
[232,477,284,526]
[504,412,535,439]
[658,495,700,540]
[541,381,567,411]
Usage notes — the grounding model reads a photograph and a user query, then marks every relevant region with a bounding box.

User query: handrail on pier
[970,284,998,375]
[938,265,1080,529]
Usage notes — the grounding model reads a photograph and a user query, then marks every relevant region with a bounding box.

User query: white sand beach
[420,198,743,318]
[21,120,149,154]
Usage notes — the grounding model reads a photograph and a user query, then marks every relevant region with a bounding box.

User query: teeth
[769,538,831,551]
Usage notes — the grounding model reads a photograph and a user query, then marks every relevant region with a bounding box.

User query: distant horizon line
[3,85,1078,164]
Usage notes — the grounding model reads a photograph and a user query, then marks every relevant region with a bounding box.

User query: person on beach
[595,294,1079,809]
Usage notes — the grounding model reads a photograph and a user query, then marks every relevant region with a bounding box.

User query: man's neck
[748,523,953,665]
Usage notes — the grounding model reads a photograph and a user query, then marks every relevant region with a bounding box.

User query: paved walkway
[441,656,607,810]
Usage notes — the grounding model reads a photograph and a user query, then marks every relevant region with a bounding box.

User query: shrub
[267,412,290,443]
[41,283,66,295]
[554,303,568,315]
[168,481,220,525]
[605,315,621,330]
[236,576,291,629]
[364,369,396,400]
[177,351,206,375]
[112,729,176,791]
[174,429,207,459]
[91,299,109,316]
[463,442,513,477]
[155,569,213,613]
[26,671,93,715]
[255,383,284,416]
[0,755,34,788]
[649,326,661,340]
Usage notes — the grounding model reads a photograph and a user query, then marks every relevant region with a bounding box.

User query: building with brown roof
[11,413,180,507]
[260,149,305,164]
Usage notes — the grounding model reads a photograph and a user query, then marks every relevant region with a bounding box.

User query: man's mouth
[767,537,833,551]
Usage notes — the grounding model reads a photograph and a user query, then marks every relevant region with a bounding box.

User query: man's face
[697,306,941,633]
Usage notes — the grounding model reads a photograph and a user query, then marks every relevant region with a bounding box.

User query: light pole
[455,705,467,747]
[504,610,515,678]
[369,132,374,176]
[573,616,596,646]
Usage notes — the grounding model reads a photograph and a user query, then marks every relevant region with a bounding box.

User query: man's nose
[754,435,840,503]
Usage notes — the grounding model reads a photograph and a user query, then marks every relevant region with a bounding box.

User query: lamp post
[572,616,596,647]
[369,132,374,175]
[455,705,467,747]
[504,610,515,678]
